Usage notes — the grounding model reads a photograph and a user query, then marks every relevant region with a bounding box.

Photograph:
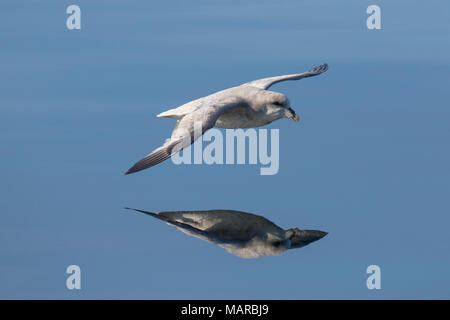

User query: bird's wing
[125,96,243,174]
[125,208,218,244]
[149,209,283,242]
[124,138,183,174]
[243,63,328,90]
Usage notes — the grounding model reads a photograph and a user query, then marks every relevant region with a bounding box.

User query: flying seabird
[126,208,327,258]
[125,63,328,174]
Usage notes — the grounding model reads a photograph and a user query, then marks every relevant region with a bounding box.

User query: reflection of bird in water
[126,208,327,258]
[125,63,328,174]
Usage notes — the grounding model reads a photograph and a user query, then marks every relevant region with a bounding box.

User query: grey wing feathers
[124,207,165,221]
[244,63,328,90]
[124,139,182,174]
[125,207,212,239]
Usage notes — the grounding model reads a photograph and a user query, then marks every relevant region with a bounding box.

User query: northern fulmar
[125,63,328,174]
[126,208,327,258]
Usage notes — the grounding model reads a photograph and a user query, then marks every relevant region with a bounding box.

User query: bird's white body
[158,86,286,128]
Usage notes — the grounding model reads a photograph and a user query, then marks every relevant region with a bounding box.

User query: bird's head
[285,228,328,249]
[262,91,299,122]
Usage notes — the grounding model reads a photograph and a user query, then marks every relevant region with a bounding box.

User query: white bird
[126,208,327,258]
[125,63,328,174]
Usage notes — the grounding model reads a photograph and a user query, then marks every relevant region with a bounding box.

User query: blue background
[1,0,449,299]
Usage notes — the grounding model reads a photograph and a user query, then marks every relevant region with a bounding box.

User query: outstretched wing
[125,207,216,243]
[125,96,243,174]
[124,138,184,174]
[244,63,328,90]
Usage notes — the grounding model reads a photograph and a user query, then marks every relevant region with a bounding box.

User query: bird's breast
[215,106,272,129]
[221,236,287,258]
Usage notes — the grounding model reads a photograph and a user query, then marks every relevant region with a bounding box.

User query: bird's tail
[156,108,182,119]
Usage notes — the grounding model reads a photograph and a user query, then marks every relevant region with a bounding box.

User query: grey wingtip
[124,163,149,174]
[123,207,160,218]
[124,207,147,213]
[316,62,328,73]
[124,159,149,175]
[303,63,328,78]
[124,167,138,175]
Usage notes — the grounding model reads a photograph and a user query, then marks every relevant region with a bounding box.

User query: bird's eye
[273,101,282,106]
[272,241,282,247]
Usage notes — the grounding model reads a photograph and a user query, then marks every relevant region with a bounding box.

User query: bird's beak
[288,229,328,249]
[287,108,299,122]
